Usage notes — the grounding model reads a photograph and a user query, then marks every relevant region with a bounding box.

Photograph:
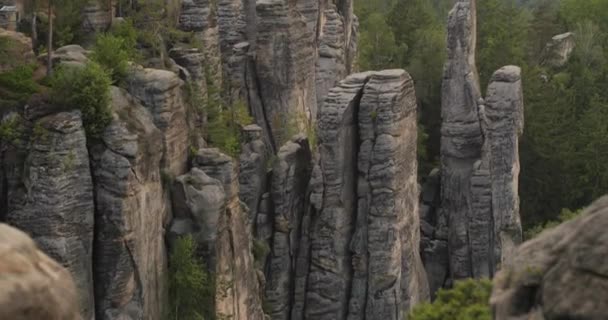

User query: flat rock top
[129,67,183,91]
[552,32,574,41]
[490,65,521,83]
[0,224,80,320]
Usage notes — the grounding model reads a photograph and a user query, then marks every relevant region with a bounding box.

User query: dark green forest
[355,0,608,229]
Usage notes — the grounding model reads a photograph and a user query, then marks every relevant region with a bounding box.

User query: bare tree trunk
[46,2,53,76]
[31,12,38,54]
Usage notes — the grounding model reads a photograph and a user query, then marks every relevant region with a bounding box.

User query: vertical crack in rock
[305,72,368,320]
[484,66,524,271]
[266,135,312,320]
[254,0,317,146]
[126,67,190,178]
[440,0,483,281]
[432,0,524,293]
[90,87,168,320]
[193,148,265,320]
[239,124,269,228]
[301,70,429,320]
[178,0,223,86]
[356,70,428,319]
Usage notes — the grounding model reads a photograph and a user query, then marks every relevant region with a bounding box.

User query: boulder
[541,32,575,68]
[492,196,608,320]
[0,223,81,320]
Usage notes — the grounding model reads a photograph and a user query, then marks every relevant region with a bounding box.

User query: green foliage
[524,208,582,239]
[0,64,41,109]
[206,89,253,157]
[409,279,493,320]
[252,239,270,268]
[50,62,112,138]
[91,34,134,83]
[0,115,22,143]
[169,235,214,320]
[358,12,403,71]
[477,0,531,89]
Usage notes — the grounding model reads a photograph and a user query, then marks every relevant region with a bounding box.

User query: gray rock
[126,67,190,177]
[440,0,483,281]
[254,0,317,148]
[316,5,347,109]
[172,167,225,269]
[484,65,524,270]
[90,87,168,320]
[302,70,429,320]
[0,223,81,320]
[169,47,209,148]
[265,136,312,320]
[432,0,525,295]
[178,0,223,86]
[491,195,608,320]
[193,148,265,320]
[239,124,269,228]
[50,44,91,66]
[4,110,96,320]
[304,71,369,320]
[80,2,112,37]
[541,32,575,68]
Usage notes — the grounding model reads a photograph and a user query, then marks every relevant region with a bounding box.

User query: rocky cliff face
[423,0,524,294]
[1,0,447,319]
[90,87,169,320]
[491,195,608,320]
[2,109,96,320]
[260,70,429,320]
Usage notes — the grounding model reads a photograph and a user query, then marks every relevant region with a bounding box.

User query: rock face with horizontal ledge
[428,0,525,296]
[258,70,430,320]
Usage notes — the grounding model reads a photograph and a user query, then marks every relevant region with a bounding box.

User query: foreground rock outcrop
[0,223,81,320]
[492,195,608,320]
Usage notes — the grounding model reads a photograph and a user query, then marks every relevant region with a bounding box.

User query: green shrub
[206,95,253,157]
[524,208,582,240]
[169,235,214,320]
[0,64,41,109]
[0,115,22,143]
[409,279,492,320]
[50,62,112,138]
[110,19,139,53]
[91,34,134,83]
[252,239,270,268]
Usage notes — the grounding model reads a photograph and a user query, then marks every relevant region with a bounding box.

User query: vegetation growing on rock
[409,279,492,320]
[168,235,215,320]
[50,61,111,138]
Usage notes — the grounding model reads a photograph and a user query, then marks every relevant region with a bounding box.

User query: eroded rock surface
[432,0,525,294]
[273,70,429,320]
[126,67,189,177]
[266,135,312,320]
[193,148,265,320]
[90,87,168,320]
[541,32,575,68]
[492,195,608,320]
[4,110,96,320]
